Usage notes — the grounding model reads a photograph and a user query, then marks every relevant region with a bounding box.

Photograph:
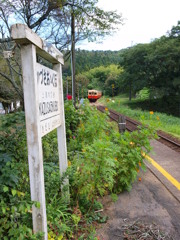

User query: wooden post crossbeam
[11,24,68,239]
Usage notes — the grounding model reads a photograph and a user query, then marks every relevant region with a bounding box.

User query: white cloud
[78,0,180,50]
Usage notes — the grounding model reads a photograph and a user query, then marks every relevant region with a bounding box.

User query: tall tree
[51,0,123,105]
[119,22,180,115]
[0,0,123,107]
[120,44,150,100]
[0,35,23,107]
[168,20,180,38]
[0,0,61,106]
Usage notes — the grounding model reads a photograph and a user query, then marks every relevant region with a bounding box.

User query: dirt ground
[96,168,180,239]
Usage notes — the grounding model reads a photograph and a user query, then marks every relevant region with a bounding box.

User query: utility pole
[71,9,76,107]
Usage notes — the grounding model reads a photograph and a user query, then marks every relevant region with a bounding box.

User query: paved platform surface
[147,140,180,202]
[96,140,180,239]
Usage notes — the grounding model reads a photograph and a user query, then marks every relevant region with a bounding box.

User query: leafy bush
[68,104,157,204]
[71,138,116,201]
[44,163,72,239]
[0,111,75,239]
[0,102,157,239]
[111,125,156,192]
[64,100,82,139]
[0,113,41,238]
[136,87,149,100]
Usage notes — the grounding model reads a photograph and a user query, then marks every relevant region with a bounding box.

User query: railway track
[97,105,180,153]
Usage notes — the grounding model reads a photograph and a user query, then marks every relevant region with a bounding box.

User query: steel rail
[157,131,180,148]
[97,105,180,151]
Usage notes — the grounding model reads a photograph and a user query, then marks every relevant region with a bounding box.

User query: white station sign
[11,24,68,238]
[37,63,61,137]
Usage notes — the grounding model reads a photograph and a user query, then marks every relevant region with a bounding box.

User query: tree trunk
[129,80,132,101]
[71,11,76,107]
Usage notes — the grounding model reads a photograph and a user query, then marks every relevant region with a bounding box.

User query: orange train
[88,89,102,102]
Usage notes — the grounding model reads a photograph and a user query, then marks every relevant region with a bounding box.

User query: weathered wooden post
[11,24,68,239]
[118,115,126,133]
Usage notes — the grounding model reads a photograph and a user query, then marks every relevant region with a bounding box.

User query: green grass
[99,95,180,139]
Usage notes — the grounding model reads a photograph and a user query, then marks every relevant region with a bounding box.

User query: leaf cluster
[67,103,157,205]
[0,110,76,239]
[0,103,157,239]
[119,23,180,102]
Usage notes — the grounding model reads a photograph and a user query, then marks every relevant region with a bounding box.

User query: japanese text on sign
[37,63,61,136]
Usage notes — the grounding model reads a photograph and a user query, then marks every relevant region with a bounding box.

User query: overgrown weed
[0,101,157,239]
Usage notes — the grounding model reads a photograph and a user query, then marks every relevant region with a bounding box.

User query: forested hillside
[62,49,124,77]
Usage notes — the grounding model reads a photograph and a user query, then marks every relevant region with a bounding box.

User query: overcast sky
[78,0,180,51]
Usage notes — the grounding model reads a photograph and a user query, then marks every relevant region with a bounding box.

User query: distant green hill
[62,49,124,77]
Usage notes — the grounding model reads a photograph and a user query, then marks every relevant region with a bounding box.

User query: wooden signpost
[11,24,68,239]
[118,115,126,133]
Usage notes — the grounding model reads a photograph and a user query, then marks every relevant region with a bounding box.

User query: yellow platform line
[144,154,180,191]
